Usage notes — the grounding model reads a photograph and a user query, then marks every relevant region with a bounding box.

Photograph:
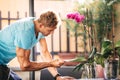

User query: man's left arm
[39,38,63,80]
[39,38,75,80]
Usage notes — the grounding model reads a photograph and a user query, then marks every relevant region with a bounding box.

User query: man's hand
[50,59,64,67]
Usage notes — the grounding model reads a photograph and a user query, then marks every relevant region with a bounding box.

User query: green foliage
[115,40,120,48]
[72,39,120,70]
[115,40,120,56]
[101,39,112,58]
[65,0,120,71]
[72,46,97,71]
[88,46,97,59]
[94,53,105,67]
[95,0,113,43]
[94,0,120,46]
[71,56,86,62]
[101,39,112,48]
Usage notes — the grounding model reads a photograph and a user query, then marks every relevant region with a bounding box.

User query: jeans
[0,65,21,80]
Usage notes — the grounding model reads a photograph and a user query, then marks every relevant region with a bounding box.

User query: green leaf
[101,39,112,49]
[116,48,120,57]
[101,39,112,58]
[115,40,120,48]
[73,63,85,71]
[94,53,105,67]
[101,47,112,58]
[71,56,87,62]
[88,46,97,59]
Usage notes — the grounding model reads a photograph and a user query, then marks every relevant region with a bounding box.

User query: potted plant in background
[94,38,120,79]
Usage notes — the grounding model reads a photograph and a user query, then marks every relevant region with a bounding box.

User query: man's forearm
[41,52,60,77]
[21,61,52,71]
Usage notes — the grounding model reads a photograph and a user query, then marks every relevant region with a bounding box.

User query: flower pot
[81,63,96,78]
[104,57,119,79]
[95,64,104,78]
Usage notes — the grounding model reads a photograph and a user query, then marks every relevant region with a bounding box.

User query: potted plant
[65,11,98,78]
[64,0,120,79]
[64,0,120,78]
[71,38,120,79]
[99,39,120,79]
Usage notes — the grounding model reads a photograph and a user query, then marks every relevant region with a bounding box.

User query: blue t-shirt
[0,17,45,65]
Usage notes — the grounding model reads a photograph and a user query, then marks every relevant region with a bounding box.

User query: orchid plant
[65,12,97,72]
[66,12,89,56]
[65,12,120,79]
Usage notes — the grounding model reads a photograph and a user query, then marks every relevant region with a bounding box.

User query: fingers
[51,59,64,67]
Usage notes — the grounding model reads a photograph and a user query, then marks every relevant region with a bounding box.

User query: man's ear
[39,23,43,28]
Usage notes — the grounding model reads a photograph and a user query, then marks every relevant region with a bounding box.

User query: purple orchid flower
[66,12,85,23]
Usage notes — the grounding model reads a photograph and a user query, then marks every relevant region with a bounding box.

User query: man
[0,11,74,80]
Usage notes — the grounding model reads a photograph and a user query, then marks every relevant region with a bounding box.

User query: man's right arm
[16,47,63,71]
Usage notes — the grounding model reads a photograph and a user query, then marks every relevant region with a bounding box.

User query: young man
[0,11,74,80]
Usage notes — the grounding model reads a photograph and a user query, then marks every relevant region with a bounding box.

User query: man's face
[40,25,56,36]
